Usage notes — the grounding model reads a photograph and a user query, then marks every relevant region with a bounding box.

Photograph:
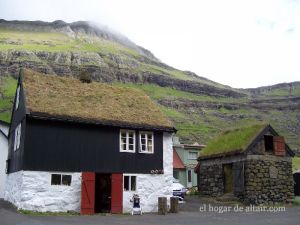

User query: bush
[79,72,92,83]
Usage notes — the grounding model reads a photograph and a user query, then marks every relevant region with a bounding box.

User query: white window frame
[14,123,21,151]
[50,173,72,186]
[120,129,136,153]
[188,151,198,160]
[139,131,154,154]
[15,85,20,110]
[123,175,137,191]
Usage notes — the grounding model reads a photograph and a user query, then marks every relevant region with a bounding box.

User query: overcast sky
[0,0,299,88]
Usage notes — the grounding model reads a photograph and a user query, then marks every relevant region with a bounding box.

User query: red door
[111,173,123,213]
[81,172,95,215]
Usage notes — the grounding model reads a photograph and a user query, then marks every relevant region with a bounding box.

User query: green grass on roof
[200,124,266,157]
[22,69,173,129]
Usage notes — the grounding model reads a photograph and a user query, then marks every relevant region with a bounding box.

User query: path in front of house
[1,197,299,225]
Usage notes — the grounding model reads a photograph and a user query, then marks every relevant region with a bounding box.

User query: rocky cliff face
[0,19,299,153]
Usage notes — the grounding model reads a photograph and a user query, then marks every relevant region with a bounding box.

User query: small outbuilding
[196,124,295,205]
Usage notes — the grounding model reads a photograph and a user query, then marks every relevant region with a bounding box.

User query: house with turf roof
[196,124,295,205]
[4,69,175,214]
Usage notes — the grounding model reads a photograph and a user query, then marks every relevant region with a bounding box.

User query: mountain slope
[0,19,299,153]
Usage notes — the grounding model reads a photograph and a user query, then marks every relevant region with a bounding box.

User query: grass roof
[22,69,173,130]
[200,124,267,158]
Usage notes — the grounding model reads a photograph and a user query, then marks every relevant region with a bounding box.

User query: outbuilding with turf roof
[195,124,295,205]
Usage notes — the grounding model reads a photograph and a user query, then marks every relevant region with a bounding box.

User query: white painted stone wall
[123,132,173,213]
[0,123,9,136]
[4,171,81,212]
[0,132,8,199]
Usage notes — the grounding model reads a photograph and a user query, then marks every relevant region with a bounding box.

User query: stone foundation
[4,171,81,212]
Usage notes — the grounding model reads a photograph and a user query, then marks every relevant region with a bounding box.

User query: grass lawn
[19,209,79,216]
[0,76,17,122]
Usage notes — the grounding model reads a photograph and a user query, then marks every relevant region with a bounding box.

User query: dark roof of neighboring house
[183,143,206,150]
[21,69,175,132]
[199,124,294,159]
[173,149,185,169]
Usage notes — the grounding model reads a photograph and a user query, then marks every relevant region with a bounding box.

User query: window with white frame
[120,130,136,152]
[188,151,198,159]
[51,174,72,186]
[139,131,154,153]
[14,123,21,151]
[15,85,20,110]
[123,175,136,191]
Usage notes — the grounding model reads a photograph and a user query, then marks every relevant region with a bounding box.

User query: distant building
[0,120,9,199]
[173,137,205,188]
[196,124,295,204]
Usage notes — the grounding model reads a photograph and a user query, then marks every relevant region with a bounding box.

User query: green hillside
[0,20,299,154]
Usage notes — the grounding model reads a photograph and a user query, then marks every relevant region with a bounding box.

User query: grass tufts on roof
[200,124,266,157]
[22,69,173,129]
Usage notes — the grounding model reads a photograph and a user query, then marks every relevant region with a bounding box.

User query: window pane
[129,144,134,151]
[131,176,136,191]
[17,124,21,149]
[188,170,192,182]
[141,138,146,145]
[121,137,127,144]
[173,171,179,179]
[128,132,134,139]
[129,138,134,145]
[121,136,127,151]
[121,132,127,138]
[51,174,61,185]
[140,144,146,152]
[14,130,17,151]
[147,139,153,152]
[189,152,198,159]
[62,175,72,186]
[124,176,129,191]
[15,86,20,110]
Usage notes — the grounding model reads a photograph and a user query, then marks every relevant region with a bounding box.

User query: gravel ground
[1,197,299,225]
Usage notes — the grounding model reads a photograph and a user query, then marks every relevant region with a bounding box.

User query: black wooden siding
[19,118,164,173]
[7,77,27,173]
